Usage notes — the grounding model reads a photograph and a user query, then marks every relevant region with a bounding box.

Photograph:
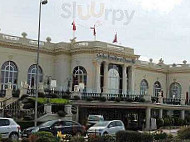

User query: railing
[82,93,102,100]
[81,93,144,102]
[27,89,36,96]
[0,33,46,47]
[163,98,181,105]
[73,41,134,54]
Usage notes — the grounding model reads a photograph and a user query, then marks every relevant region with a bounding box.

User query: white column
[103,62,109,93]
[181,110,185,120]
[146,107,151,130]
[122,64,127,94]
[159,109,163,119]
[76,106,79,122]
[95,61,101,93]
[128,66,135,94]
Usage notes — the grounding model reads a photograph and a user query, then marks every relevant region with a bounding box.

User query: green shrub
[116,131,153,142]
[38,92,45,98]
[178,126,190,140]
[21,138,30,142]
[62,94,71,99]
[153,132,168,140]
[88,136,104,142]
[23,103,34,109]
[125,98,133,102]
[109,97,115,101]
[57,110,67,117]
[141,133,154,142]
[86,97,93,102]
[1,138,13,142]
[174,117,184,126]
[156,118,164,128]
[30,131,58,142]
[116,131,127,142]
[73,95,80,100]
[50,93,58,98]
[115,97,121,102]
[20,94,29,100]
[139,97,145,102]
[116,131,141,142]
[99,97,106,102]
[163,117,173,126]
[102,135,116,142]
[70,136,85,142]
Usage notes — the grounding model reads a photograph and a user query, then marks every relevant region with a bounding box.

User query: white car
[87,120,125,136]
[87,115,104,128]
[0,117,21,140]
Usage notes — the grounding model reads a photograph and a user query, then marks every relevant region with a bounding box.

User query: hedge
[116,130,153,142]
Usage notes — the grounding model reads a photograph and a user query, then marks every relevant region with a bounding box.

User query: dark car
[22,120,86,137]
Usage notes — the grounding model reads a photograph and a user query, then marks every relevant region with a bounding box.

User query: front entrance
[79,106,146,130]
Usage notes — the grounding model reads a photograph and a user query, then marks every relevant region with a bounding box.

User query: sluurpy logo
[61,1,135,25]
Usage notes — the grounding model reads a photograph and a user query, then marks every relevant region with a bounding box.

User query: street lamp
[35,0,48,127]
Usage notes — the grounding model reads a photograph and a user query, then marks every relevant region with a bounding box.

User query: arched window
[72,66,87,92]
[27,65,43,87]
[140,79,148,95]
[153,81,161,97]
[108,68,120,94]
[1,61,18,90]
[169,82,181,99]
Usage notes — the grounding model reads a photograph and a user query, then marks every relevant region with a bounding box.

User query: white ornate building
[0,32,190,130]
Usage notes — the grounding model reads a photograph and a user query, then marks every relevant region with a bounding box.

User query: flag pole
[73,30,75,39]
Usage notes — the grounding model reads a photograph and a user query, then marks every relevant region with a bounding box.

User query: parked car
[22,120,86,137]
[87,115,104,128]
[87,120,125,136]
[0,117,21,140]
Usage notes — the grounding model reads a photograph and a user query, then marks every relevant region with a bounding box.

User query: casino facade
[1,32,190,130]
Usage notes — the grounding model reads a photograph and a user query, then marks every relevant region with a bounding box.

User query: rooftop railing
[73,41,134,54]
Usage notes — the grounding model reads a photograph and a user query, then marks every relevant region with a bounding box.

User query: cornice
[135,65,168,74]
[70,49,139,59]
[0,41,54,55]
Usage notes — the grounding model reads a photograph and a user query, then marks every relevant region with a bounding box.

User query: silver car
[0,117,21,140]
[87,120,125,136]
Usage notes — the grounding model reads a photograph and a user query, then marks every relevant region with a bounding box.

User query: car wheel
[9,132,19,140]
[103,132,108,136]
[75,132,82,137]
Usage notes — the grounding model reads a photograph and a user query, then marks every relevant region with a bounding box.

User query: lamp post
[34,0,48,127]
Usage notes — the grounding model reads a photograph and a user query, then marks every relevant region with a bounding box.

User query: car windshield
[39,120,57,127]
[88,115,102,121]
[93,121,109,127]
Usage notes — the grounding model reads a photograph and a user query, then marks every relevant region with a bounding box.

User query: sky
[0,0,190,64]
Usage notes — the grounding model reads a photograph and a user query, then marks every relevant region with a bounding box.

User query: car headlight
[31,127,39,133]
[98,129,103,132]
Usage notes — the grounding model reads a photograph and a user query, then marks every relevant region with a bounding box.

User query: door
[107,122,116,134]
[115,121,125,133]
[0,119,11,138]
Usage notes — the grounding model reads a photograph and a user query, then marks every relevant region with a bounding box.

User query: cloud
[139,0,182,13]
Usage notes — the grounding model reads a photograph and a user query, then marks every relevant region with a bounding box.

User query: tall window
[169,82,181,99]
[27,65,43,88]
[1,61,18,90]
[140,79,148,95]
[153,81,161,97]
[108,68,120,94]
[72,66,87,92]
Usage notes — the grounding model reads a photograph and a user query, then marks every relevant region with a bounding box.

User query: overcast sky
[0,0,190,64]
